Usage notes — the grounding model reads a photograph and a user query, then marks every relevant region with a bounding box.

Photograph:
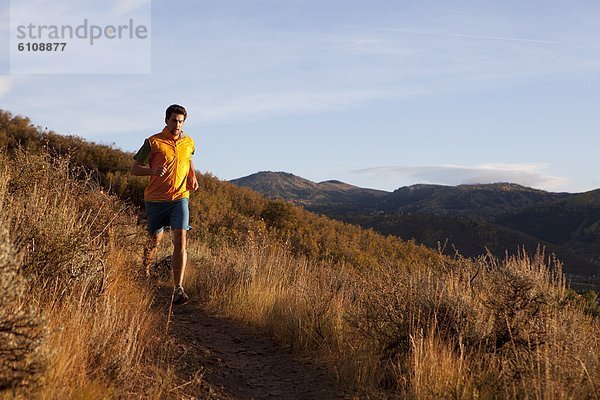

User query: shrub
[0,227,46,391]
[2,150,136,299]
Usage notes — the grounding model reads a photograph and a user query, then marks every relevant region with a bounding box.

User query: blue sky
[1,0,599,192]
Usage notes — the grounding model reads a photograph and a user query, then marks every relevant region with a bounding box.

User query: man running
[131,104,199,305]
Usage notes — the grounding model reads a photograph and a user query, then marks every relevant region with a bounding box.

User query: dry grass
[183,234,600,399]
[0,151,201,399]
[1,148,598,399]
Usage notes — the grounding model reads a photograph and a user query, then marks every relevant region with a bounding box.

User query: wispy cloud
[336,24,560,45]
[191,88,412,124]
[153,21,578,123]
[352,163,569,191]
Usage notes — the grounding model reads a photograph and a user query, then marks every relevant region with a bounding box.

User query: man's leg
[143,230,164,277]
[171,229,187,287]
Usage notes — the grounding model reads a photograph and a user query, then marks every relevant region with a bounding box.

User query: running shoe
[173,285,189,305]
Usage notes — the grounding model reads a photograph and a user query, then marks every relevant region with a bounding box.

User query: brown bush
[0,228,45,391]
[1,150,138,300]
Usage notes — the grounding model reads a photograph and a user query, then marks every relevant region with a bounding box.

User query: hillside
[0,110,434,270]
[496,190,600,265]
[2,109,599,399]
[347,212,599,278]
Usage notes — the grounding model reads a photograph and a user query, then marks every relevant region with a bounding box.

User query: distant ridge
[496,189,600,265]
[231,172,569,218]
[230,171,389,213]
[380,182,569,218]
[458,182,555,192]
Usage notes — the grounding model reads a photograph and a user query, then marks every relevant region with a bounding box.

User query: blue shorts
[145,198,191,235]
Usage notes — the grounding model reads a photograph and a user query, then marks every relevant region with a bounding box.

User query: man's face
[166,113,185,136]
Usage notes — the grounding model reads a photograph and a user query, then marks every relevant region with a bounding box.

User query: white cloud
[191,88,399,124]
[318,19,600,93]
[0,76,17,99]
[336,24,561,45]
[352,163,570,191]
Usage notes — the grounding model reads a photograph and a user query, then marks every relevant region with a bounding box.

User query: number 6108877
[17,42,67,51]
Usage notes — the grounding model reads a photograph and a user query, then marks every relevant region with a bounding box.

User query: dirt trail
[154,287,350,399]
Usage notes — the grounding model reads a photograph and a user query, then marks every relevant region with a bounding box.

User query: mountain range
[231,171,600,287]
[230,171,389,214]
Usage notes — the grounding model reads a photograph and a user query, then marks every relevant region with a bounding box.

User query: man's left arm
[188,159,199,191]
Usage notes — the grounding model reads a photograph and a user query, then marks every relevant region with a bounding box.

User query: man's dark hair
[165,104,187,122]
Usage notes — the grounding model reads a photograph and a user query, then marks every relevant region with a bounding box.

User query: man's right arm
[130,160,166,176]
[130,139,167,176]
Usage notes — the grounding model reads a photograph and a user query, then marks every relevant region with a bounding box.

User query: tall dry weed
[0,150,192,398]
[2,150,134,299]
[182,236,371,383]
[183,233,599,399]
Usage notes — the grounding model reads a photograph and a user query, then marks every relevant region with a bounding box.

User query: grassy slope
[0,110,434,271]
[1,109,599,399]
[0,150,191,397]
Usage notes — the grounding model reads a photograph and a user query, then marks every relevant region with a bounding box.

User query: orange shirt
[134,127,195,201]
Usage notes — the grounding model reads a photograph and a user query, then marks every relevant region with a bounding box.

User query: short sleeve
[133,139,151,164]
